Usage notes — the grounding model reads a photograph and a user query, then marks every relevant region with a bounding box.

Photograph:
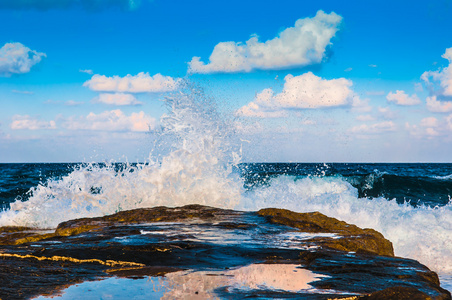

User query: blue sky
[1,0,452,162]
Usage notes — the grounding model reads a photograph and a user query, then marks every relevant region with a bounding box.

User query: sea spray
[0,84,244,228]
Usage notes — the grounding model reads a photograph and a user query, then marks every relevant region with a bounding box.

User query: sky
[1,0,452,163]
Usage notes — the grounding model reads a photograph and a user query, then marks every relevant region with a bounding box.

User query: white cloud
[276,73,354,109]
[406,117,442,138]
[93,93,142,106]
[378,107,397,120]
[406,114,452,138]
[62,110,156,132]
[300,119,316,125]
[189,10,342,73]
[237,72,364,117]
[386,90,421,106]
[369,64,378,68]
[0,0,143,11]
[421,47,452,97]
[447,114,452,131]
[83,72,180,93]
[405,123,440,138]
[10,115,56,130]
[79,69,93,75]
[356,115,375,122]
[0,42,46,76]
[420,117,439,127]
[344,67,352,72]
[350,121,396,134]
[414,82,424,93]
[426,96,452,113]
[235,101,289,118]
[351,96,372,113]
[65,100,84,106]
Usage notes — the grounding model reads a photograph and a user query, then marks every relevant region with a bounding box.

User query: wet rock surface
[258,208,394,256]
[0,205,449,299]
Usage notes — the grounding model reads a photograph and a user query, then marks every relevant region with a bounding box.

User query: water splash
[0,84,243,228]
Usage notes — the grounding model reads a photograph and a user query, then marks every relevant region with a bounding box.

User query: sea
[0,87,451,293]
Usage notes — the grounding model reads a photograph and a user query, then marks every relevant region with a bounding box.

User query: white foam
[434,174,452,180]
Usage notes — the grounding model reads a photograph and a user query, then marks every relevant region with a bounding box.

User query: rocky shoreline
[0,205,449,299]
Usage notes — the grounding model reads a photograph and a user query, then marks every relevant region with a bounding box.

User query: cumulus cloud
[274,73,353,109]
[350,121,396,135]
[405,114,452,138]
[406,117,442,138]
[426,96,452,113]
[237,72,362,117]
[83,72,180,93]
[351,96,372,113]
[421,47,452,97]
[10,115,56,130]
[235,101,289,118]
[62,109,156,132]
[420,117,439,127]
[386,90,421,106]
[189,10,342,73]
[0,0,143,11]
[0,42,46,76]
[93,93,142,106]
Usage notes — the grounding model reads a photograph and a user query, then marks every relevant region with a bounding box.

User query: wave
[240,164,452,208]
[347,173,452,207]
[434,174,452,180]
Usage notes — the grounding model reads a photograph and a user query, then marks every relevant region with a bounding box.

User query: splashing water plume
[0,84,243,228]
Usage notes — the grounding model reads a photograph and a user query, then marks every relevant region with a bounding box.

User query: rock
[258,208,394,256]
[0,205,448,300]
[360,286,443,300]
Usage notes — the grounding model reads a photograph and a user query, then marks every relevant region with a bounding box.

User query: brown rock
[258,208,394,256]
[360,286,433,300]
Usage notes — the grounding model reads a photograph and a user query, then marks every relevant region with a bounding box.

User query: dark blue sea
[2,163,452,209]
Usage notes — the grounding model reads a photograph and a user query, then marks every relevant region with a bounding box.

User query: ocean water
[0,86,451,292]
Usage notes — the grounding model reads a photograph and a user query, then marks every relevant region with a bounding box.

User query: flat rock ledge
[0,205,449,300]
